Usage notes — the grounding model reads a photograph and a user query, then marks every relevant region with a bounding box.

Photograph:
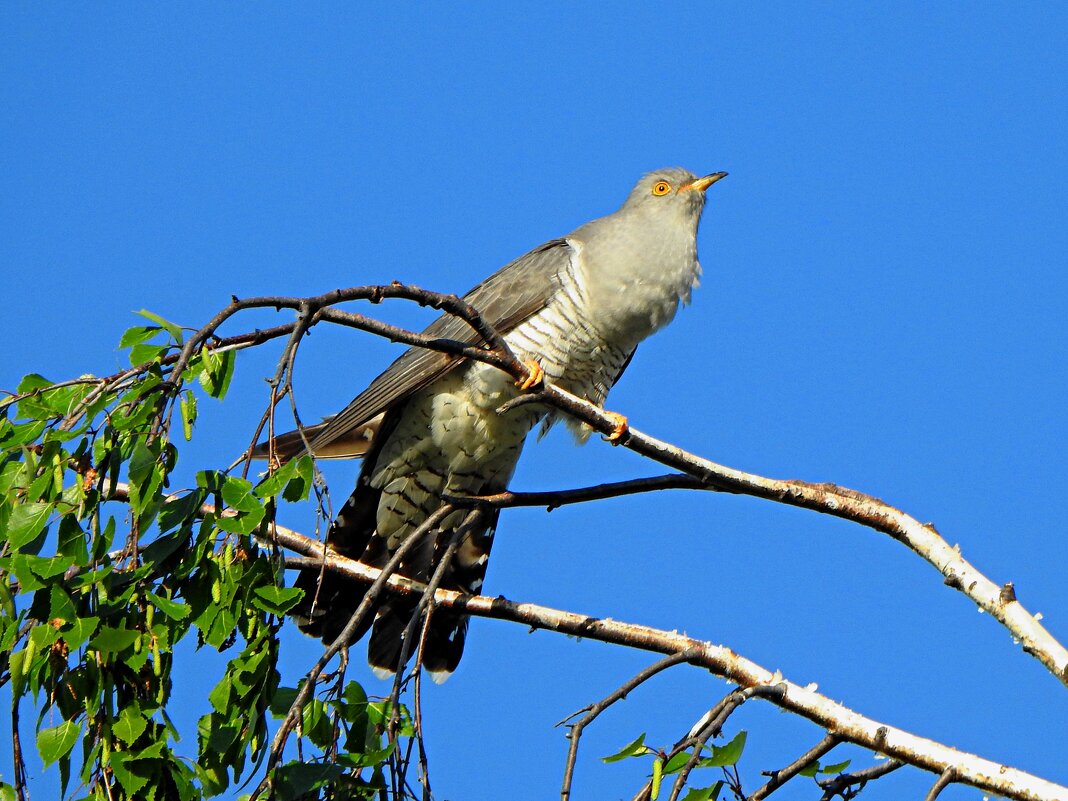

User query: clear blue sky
[2,5,1067,800]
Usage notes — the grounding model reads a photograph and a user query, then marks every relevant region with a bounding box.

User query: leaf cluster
[0,314,388,800]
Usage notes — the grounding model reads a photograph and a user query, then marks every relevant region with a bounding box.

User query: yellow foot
[515,359,545,391]
[603,411,629,444]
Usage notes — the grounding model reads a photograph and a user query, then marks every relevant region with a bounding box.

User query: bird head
[621,167,728,231]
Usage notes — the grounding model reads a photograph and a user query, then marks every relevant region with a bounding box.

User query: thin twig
[512,383,1068,689]
[639,685,785,801]
[448,474,729,511]
[559,649,698,801]
[748,734,840,801]
[924,768,957,801]
[388,514,480,743]
[817,759,904,800]
[11,703,27,801]
[251,505,455,800]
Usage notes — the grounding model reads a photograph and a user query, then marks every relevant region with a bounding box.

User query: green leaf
[208,677,232,714]
[272,762,348,801]
[680,783,723,801]
[23,553,76,580]
[215,509,265,536]
[49,584,77,624]
[63,616,100,651]
[109,751,152,796]
[799,761,820,777]
[113,705,149,745]
[269,686,300,717]
[158,491,204,533]
[198,348,235,399]
[147,591,191,620]
[8,647,32,697]
[136,309,184,343]
[29,623,61,651]
[0,419,47,449]
[251,585,303,616]
[254,458,299,500]
[141,530,188,568]
[37,720,81,767]
[820,759,852,775]
[662,750,692,774]
[16,373,53,395]
[90,626,140,655]
[603,732,651,762]
[703,730,747,768]
[5,501,53,551]
[221,476,262,513]
[282,455,315,502]
[119,325,162,349]
[129,342,169,366]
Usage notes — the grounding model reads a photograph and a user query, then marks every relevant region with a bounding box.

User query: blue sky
[2,5,1067,800]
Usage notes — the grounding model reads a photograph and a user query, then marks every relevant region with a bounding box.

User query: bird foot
[603,411,630,445]
[515,359,545,391]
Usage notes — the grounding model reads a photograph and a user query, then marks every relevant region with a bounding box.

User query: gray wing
[301,238,572,456]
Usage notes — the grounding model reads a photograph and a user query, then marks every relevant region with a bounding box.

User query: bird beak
[685,172,728,193]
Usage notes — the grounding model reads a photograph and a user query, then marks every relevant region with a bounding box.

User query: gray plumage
[281,167,726,680]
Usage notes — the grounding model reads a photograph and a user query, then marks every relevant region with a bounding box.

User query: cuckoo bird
[265,167,726,681]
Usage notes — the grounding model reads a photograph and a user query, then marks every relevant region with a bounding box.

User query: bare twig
[559,650,698,801]
[11,703,27,801]
[448,473,728,511]
[748,734,840,800]
[817,759,904,800]
[924,768,957,801]
[252,505,455,801]
[640,685,785,801]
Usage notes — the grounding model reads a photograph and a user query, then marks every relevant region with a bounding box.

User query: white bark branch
[273,523,1068,801]
[522,383,1068,688]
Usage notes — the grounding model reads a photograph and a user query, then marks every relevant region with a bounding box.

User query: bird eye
[652,181,672,196]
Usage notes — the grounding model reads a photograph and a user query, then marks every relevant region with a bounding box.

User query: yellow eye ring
[652,180,672,196]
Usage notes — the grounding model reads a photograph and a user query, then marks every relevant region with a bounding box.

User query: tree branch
[446,473,729,511]
[513,383,1068,689]
[558,650,699,801]
[748,734,841,801]
[271,521,1066,801]
[817,758,904,800]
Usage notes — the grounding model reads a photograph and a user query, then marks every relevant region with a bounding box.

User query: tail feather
[288,400,501,678]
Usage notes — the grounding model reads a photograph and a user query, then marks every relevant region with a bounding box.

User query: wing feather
[298,238,571,455]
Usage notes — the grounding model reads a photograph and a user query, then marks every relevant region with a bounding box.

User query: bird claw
[516,359,545,391]
[603,412,629,444]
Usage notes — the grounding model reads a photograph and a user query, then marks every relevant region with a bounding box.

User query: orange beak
[685,172,728,192]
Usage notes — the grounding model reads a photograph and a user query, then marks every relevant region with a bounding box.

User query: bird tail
[292,485,499,682]
[365,515,497,682]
